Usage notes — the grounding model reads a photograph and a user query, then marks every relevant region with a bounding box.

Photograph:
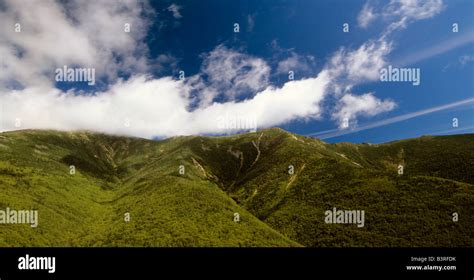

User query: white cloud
[270,40,316,77]
[326,39,392,95]
[0,0,150,90]
[383,0,444,35]
[1,77,188,138]
[357,0,444,34]
[188,45,271,105]
[332,93,396,128]
[276,52,314,75]
[459,55,474,66]
[190,72,330,133]
[0,72,330,138]
[324,38,396,128]
[384,0,444,21]
[167,4,182,19]
[358,3,376,28]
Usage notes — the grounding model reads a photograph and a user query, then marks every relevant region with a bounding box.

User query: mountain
[0,128,472,247]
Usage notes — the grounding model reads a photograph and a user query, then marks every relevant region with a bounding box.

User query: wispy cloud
[308,97,474,139]
[357,0,444,35]
[358,3,376,28]
[395,30,474,67]
[187,45,271,106]
[276,53,314,75]
[332,93,396,128]
[459,54,474,66]
[167,4,182,19]
[383,0,444,36]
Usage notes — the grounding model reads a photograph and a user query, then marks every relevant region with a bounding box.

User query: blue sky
[0,0,473,143]
[148,0,474,143]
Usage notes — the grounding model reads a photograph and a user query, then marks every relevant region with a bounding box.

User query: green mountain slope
[0,130,298,247]
[0,129,472,247]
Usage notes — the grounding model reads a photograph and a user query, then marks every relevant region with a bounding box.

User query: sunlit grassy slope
[0,128,472,247]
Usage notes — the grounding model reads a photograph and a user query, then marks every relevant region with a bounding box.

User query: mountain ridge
[0,128,472,247]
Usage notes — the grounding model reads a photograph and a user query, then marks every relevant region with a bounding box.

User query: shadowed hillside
[0,129,472,247]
